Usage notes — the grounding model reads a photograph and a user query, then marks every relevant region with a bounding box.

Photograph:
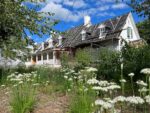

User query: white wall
[120,13,140,42]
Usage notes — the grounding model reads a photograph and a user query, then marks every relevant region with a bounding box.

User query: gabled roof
[61,13,129,48]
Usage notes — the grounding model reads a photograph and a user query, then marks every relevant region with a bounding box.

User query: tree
[0,0,58,58]
[137,20,150,44]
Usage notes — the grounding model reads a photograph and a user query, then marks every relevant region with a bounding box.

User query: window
[99,27,105,38]
[127,27,133,39]
[81,30,86,40]
[38,54,41,61]
[49,52,53,59]
[43,53,47,60]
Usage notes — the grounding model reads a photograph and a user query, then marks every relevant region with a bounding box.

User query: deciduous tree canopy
[0,0,58,58]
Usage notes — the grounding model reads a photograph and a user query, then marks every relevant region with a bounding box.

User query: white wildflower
[113,96,126,103]
[68,78,73,81]
[136,80,147,87]
[128,73,134,77]
[120,79,126,83]
[64,76,68,79]
[145,95,150,104]
[138,87,148,93]
[68,89,71,92]
[86,67,98,72]
[109,82,116,85]
[107,85,121,90]
[126,96,144,104]
[92,86,108,92]
[141,68,150,75]
[95,99,113,109]
[13,84,18,87]
[98,81,109,87]
[1,85,5,87]
[33,83,40,86]
[87,78,99,85]
[18,81,23,84]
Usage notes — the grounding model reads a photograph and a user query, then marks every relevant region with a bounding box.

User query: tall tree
[0,0,58,58]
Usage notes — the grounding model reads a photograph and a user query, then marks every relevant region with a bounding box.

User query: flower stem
[149,76,150,95]
[131,77,134,96]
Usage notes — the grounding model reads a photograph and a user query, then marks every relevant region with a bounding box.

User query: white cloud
[97,12,115,17]
[98,5,110,11]
[112,3,128,9]
[64,0,87,9]
[40,1,128,23]
[40,2,82,22]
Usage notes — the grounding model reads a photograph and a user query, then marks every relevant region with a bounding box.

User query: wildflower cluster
[61,68,76,92]
[7,71,40,87]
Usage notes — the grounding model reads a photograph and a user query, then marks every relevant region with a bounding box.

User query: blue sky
[26,0,144,43]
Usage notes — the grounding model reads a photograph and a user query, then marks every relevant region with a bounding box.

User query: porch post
[53,51,56,65]
[27,57,29,62]
[47,52,49,61]
[30,55,32,62]
[36,55,38,64]
[41,54,43,64]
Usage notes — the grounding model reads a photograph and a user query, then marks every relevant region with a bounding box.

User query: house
[25,12,144,67]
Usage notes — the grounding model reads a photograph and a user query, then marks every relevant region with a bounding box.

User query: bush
[75,48,92,66]
[96,48,120,81]
[122,45,150,81]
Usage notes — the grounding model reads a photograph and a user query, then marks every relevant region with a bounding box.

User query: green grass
[69,88,96,113]
[10,81,36,113]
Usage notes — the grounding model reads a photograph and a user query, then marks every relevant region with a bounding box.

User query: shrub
[75,48,92,66]
[122,45,150,81]
[96,48,120,81]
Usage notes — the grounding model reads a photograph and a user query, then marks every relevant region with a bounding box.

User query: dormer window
[98,24,106,38]
[99,27,105,38]
[127,27,133,39]
[81,30,86,40]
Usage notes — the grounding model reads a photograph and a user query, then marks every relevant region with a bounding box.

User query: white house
[25,12,144,67]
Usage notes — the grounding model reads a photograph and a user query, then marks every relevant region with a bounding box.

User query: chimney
[58,35,62,46]
[84,15,91,27]
[48,39,53,48]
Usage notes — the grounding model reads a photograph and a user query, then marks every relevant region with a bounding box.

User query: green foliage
[96,48,120,80]
[0,0,58,58]
[10,82,36,113]
[9,72,38,113]
[122,45,150,80]
[137,20,150,44]
[69,87,96,113]
[129,0,150,19]
[60,52,71,67]
[36,67,67,94]
[75,48,92,66]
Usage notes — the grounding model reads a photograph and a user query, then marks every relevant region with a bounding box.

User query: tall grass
[69,89,96,113]
[10,82,36,113]
[8,72,38,113]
